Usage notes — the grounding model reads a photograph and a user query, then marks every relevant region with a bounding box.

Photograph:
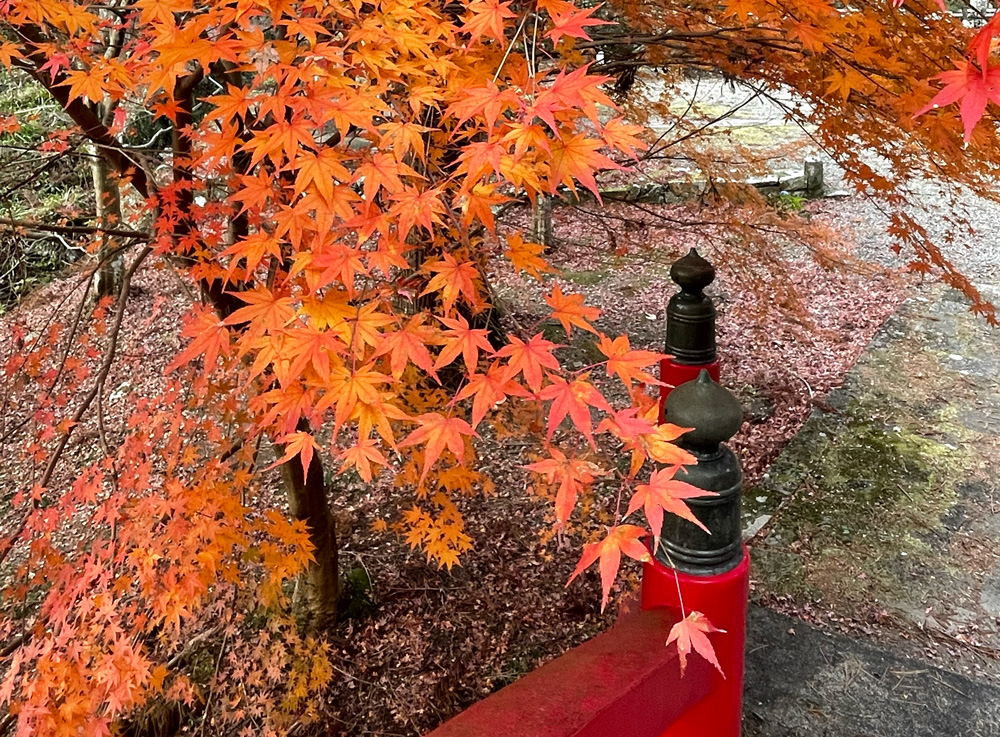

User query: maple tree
[0,0,705,733]
[1,0,999,733]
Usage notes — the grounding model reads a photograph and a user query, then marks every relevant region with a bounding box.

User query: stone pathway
[742,281,1000,732]
[743,606,1000,737]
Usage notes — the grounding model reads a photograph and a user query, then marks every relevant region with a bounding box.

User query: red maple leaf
[544,4,612,43]
[915,60,1000,141]
[667,611,725,676]
[538,374,611,445]
[567,525,651,611]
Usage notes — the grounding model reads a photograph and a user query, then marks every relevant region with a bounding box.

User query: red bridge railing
[429,249,749,737]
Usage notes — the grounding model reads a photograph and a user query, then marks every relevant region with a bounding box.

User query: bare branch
[0,217,149,241]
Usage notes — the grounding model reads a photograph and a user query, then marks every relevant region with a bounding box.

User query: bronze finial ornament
[665,248,717,365]
[657,370,744,575]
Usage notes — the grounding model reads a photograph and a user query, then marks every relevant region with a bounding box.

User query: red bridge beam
[425,607,714,737]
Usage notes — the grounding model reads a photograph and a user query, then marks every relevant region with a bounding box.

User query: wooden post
[804,158,824,198]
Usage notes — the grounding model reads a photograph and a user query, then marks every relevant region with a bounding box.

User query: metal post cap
[669,248,715,294]
[657,369,745,575]
[663,370,742,448]
[665,250,717,365]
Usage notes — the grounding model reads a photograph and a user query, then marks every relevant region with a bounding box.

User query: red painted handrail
[426,607,714,737]
[644,551,750,737]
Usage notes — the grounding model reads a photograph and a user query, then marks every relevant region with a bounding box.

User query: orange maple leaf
[505,233,554,281]
[497,332,561,392]
[628,468,717,545]
[642,424,697,466]
[667,611,725,676]
[294,149,352,202]
[374,315,439,380]
[167,306,231,372]
[546,284,600,336]
[596,407,656,443]
[547,131,618,198]
[339,438,388,482]
[223,288,296,338]
[544,4,611,43]
[422,254,482,314]
[462,0,517,42]
[456,362,530,427]
[601,118,647,159]
[399,413,478,483]
[271,431,322,476]
[523,447,601,525]
[435,314,495,372]
[568,525,651,611]
[316,365,392,435]
[597,335,665,387]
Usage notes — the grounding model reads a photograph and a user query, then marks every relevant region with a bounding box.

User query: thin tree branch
[0,217,150,241]
[0,246,153,569]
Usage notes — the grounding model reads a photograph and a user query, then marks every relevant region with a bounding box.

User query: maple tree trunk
[281,450,339,630]
[165,75,341,626]
[90,145,123,299]
[531,195,553,249]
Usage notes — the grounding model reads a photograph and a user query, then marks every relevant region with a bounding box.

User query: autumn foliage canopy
[0,0,998,734]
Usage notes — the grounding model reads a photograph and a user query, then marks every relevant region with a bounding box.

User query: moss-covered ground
[747,284,1000,682]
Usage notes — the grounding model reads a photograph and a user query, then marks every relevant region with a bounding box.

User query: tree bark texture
[90,146,124,298]
[280,450,339,630]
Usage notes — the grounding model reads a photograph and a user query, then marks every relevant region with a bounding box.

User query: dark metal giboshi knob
[656,370,744,576]
[665,248,717,365]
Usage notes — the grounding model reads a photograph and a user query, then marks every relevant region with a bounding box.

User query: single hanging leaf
[548,132,618,198]
[435,314,495,372]
[422,254,483,314]
[642,424,697,466]
[505,234,554,281]
[667,611,725,676]
[340,438,388,482]
[456,362,529,428]
[544,4,612,43]
[462,0,517,42]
